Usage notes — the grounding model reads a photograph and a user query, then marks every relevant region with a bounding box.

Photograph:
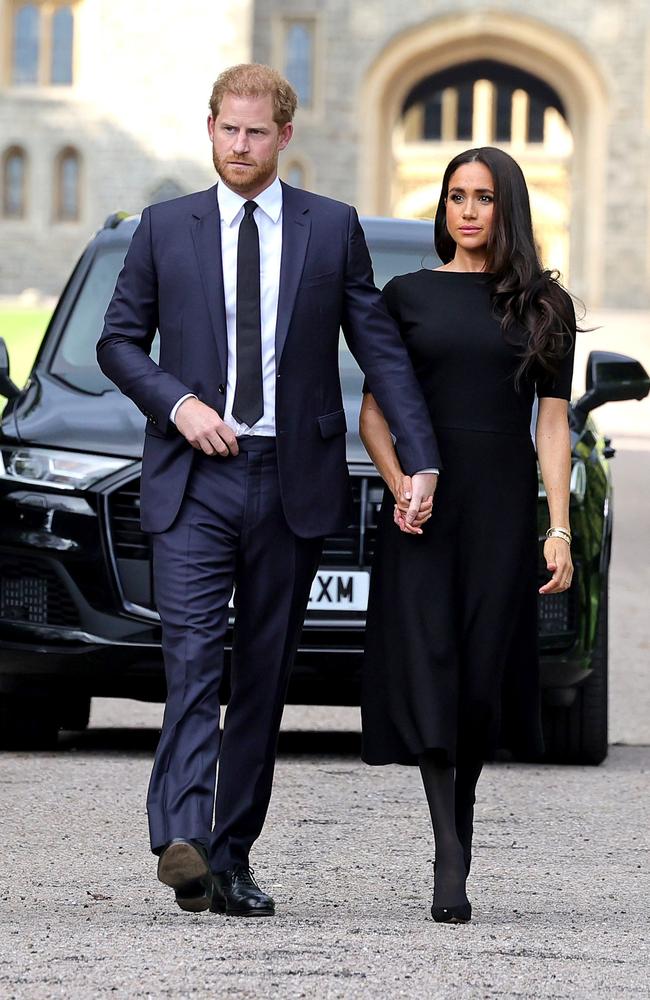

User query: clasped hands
[392,472,437,535]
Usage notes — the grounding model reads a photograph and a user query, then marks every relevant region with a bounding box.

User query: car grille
[107,482,149,560]
[321,476,384,567]
[106,472,385,612]
[0,555,80,627]
[537,583,577,650]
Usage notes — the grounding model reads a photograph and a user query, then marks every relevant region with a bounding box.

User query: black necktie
[232,200,263,427]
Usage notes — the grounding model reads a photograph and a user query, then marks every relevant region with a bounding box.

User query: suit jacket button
[218,384,226,394]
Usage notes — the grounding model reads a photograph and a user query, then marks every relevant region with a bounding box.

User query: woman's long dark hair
[434,147,575,386]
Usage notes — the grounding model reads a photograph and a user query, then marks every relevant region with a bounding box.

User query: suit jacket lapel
[190,186,228,380]
[276,183,311,364]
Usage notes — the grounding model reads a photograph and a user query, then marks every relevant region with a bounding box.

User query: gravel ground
[1,729,648,1000]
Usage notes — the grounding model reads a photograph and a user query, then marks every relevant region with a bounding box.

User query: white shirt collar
[217,176,283,226]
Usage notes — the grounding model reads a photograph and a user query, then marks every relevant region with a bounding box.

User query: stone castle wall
[0,0,252,295]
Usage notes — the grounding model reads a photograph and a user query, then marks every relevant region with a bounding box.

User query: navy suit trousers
[146,437,323,871]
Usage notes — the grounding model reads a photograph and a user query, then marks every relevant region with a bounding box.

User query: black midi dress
[361,270,575,766]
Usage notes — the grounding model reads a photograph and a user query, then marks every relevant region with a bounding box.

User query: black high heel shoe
[431,860,472,924]
[431,900,472,924]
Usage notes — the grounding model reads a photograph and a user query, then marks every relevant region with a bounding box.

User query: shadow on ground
[54,727,363,757]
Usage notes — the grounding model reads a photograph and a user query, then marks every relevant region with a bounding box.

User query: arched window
[3,147,27,218]
[284,161,306,188]
[402,61,567,146]
[51,6,74,85]
[55,147,80,221]
[284,21,313,107]
[10,3,76,86]
[12,4,40,84]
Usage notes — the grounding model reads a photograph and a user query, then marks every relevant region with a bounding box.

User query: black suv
[1,213,648,763]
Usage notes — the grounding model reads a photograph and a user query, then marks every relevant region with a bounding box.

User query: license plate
[307,570,369,612]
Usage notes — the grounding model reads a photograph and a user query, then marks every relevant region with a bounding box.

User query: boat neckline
[428,268,492,275]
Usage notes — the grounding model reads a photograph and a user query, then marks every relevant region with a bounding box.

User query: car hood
[8,371,372,465]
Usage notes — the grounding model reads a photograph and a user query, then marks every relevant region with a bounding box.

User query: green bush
[0,310,51,398]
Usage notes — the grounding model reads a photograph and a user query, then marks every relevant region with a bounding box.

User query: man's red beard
[213,149,278,194]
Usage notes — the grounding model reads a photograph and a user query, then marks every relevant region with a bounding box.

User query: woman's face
[445,161,495,253]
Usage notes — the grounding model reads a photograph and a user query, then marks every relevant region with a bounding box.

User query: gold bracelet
[546,527,572,544]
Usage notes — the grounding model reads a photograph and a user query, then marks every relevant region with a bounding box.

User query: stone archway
[359,11,608,304]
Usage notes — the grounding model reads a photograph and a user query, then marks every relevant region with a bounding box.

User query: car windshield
[49,246,134,392]
[48,240,436,394]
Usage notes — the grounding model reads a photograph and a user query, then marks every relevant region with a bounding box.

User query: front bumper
[0,608,591,706]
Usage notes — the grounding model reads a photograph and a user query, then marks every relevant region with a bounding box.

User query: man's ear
[207,115,215,140]
[278,122,294,152]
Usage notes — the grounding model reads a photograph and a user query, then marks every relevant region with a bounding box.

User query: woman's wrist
[387,471,404,501]
[546,526,572,544]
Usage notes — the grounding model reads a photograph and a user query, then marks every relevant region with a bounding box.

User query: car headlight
[0,447,134,490]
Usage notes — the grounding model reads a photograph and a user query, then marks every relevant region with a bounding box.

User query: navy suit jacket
[97,182,440,536]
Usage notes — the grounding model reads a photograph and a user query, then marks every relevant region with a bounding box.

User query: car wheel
[0,694,61,751]
[542,577,608,766]
[58,694,92,732]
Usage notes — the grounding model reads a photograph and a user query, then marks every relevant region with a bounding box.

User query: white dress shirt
[170,177,283,434]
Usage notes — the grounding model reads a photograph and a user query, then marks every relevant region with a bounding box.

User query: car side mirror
[0,337,21,400]
[572,351,650,431]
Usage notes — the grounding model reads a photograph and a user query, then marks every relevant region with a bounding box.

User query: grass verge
[0,309,52,397]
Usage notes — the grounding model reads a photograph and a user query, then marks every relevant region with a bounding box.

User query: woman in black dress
[360,147,576,924]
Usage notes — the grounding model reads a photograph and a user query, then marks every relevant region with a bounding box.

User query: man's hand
[406,472,437,525]
[392,473,436,535]
[174,397,239,457]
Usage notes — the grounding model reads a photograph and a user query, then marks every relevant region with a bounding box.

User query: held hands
[175,397,239,457]
[392,472,437,535]
[539,537,573,594]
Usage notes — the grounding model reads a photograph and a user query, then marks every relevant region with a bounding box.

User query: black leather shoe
[210,866,275,917]
[157,838,212,912]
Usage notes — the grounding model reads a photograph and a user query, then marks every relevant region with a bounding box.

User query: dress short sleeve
[535,291,576,400]
[363,277,401,395]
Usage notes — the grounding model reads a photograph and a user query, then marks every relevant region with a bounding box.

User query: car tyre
[58,694,91,732]
[0,694,60,751]
[542,577,608,766]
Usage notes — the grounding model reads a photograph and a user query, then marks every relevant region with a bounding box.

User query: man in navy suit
[98,63,439,917]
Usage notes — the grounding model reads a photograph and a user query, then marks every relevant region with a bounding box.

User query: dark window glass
[528,96,545,143]
[3,149,26,217]
[339,242,439,398]
[423,92,443,140]
[56,149,80,220]
[12,4,39,84]
[51,6,74,84]
[495,86,513,142]
[49,247,153,392]
[456,82,474,141]
[285,22,313,106]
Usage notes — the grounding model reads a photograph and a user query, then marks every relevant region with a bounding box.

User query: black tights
[455,757,483,873]
[419,752,483,905]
